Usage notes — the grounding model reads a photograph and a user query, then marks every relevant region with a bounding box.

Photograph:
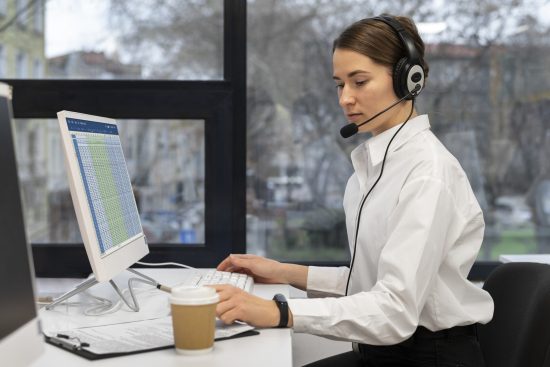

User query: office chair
[478,262,550,367]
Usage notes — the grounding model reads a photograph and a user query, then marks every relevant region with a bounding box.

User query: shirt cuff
[288,297,329,333]
[307,266,349,296]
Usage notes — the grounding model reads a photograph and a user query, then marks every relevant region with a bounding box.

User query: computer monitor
[0,83,44,365]
[57,111,148,283]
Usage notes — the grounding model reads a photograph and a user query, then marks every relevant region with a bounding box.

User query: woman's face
[333,48,406,136]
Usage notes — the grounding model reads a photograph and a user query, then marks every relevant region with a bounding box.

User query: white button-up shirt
[287,114,494,345]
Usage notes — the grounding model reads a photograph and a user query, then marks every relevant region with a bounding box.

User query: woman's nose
[339,86,355,107]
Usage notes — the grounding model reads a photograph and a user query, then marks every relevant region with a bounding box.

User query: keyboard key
[178,270,254,292]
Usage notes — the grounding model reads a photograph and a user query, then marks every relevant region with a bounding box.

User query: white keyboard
[182,270,254,293]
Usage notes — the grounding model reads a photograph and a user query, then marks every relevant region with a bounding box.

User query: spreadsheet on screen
[67,118,142,256]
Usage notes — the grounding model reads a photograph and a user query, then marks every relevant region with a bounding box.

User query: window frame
[2,0,497,280]
[2,0,246,277]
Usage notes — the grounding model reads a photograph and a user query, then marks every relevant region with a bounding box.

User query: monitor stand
[45,268,160,312]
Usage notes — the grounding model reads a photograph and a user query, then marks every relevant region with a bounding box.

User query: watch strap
[272,293,289,328]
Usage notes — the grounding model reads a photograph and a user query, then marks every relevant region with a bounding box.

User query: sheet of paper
[40,287,172,332]
[215,319,256,339]
[45,317,255,355]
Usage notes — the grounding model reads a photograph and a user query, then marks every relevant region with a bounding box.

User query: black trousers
[304,325,485,367]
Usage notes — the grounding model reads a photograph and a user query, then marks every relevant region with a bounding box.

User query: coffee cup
[170,286,219,355]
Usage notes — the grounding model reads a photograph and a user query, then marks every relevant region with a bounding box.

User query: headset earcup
[393,57,409,99]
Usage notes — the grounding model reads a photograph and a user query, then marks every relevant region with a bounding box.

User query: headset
[371,15,425,100]
[344,15,425,295]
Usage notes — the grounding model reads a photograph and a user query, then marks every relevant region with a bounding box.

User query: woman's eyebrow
[348,70,371,77]
[333,70,371,80]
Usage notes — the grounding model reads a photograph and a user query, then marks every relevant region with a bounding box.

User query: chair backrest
[478,262,550,367]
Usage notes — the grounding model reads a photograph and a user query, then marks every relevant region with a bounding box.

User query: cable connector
[156,284,172,293]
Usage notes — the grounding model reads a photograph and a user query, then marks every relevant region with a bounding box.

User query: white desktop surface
[31,269,292,367]
[499,254,550,264]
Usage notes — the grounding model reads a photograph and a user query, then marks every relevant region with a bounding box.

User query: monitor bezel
[0,82,44,365]
[57,110,149,282]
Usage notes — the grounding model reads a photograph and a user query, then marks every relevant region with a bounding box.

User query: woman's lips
[347,113,364,122]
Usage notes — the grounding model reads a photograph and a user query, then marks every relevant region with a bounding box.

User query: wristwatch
[272,293,289,328]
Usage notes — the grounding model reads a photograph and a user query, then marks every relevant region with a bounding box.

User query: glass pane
[13,118,205,245]
[246,0,550,262]
[0,0,223,79]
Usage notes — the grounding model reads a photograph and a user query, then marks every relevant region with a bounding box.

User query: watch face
[273,293,286,303]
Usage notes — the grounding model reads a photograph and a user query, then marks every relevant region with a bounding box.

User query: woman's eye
[355,80,367,86]
[335,83,344,89]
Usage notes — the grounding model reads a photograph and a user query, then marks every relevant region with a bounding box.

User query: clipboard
[45,330,260,360]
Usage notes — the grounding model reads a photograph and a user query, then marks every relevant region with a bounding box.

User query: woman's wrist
[279,263,308,290]
[271,294,293,328]
[278,263,295,284]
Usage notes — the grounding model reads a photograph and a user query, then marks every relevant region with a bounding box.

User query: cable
[81,292,118,316]
[83,285,155,316]
[42,265,190,316]
[36,294,107,308]
[345,100,416,296]
[37,292,115,314]
[41,268,174,316]
[136,261,196,270]
[83,278,159,316]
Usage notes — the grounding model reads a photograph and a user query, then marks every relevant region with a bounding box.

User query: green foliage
[490,228,537,259]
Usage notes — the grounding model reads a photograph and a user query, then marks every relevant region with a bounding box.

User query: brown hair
[333,14,430,80]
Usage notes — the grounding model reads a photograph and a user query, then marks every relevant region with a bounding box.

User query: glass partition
[0,0,223,80]
[246,0,550,262]
[13,118,205,245]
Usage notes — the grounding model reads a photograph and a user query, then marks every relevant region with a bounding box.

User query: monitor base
[45,268,159,312]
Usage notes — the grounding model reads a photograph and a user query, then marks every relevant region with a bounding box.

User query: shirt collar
[366,114,431,167]
[350,114,431,191]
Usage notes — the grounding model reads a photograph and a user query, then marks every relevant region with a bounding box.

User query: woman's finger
[218,306,242,325]
[216,255,234,271]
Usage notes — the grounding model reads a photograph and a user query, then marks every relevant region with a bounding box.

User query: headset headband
[371,15,421,66]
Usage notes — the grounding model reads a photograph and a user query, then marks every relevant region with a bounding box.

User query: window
[16,51,26,78]
[0,45,4,77]
[33,0,44,33]
[20,0,224,80]
[1,0,223,80]
[246,1,550,275]
[0,0,6,16]
[4,0,245,277]
[32,59,42,78]
[16,0,26,27]
[8,0,548,279]
[13,118,206,245]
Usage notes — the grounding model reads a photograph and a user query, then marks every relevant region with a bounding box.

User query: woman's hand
[217,254,286,284]
[210,284,292,328]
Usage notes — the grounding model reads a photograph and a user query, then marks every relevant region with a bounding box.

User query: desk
[31,269,293,367]
[499,254,550,264]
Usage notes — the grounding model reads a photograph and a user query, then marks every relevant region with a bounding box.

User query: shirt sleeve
[288,177,467,345]
[306,266,350,298]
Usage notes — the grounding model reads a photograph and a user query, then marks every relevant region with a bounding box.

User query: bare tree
[106,0,550,256]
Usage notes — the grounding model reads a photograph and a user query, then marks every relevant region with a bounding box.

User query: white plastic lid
[170,286,219,305]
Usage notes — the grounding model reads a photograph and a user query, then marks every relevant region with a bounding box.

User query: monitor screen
[58,111,148,282]
[0,83,44,365]
[66,118,143,256]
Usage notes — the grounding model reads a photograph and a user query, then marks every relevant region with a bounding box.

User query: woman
[210,14,494,366]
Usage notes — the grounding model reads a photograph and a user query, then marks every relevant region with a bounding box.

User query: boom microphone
[339,85,420,138]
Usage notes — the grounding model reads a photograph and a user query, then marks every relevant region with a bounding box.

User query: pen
[36,296,54,303]
[156,284,172,293]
